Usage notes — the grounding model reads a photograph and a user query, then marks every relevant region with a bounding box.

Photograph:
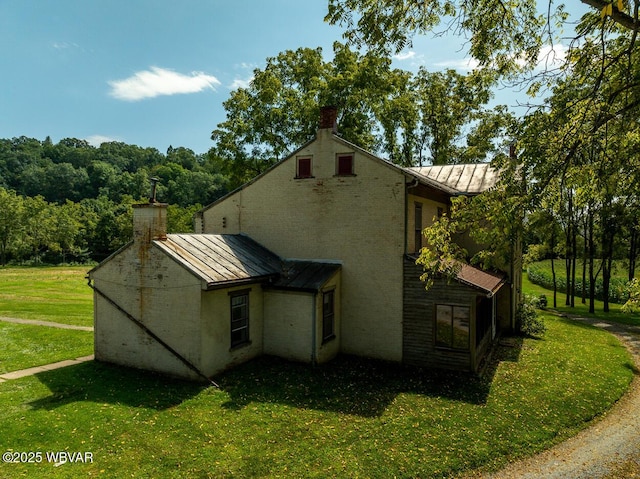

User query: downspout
[87,278,219,388]
[311,292,317,365]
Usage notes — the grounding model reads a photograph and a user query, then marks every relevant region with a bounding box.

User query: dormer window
[336,153,354,176]
[296,156,313,178]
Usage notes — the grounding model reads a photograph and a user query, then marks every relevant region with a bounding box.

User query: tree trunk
[582,217,588,304]
[565,190,573,306]
[589,210,596,314]
[571,226,577,307]
[630,225,638,282]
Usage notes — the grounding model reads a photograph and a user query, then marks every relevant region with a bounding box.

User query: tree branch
[580,0,639,30]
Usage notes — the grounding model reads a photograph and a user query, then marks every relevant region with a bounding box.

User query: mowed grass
[0,322,92,374]
[0,266,94,373]
[0,266,636,477]
[0,266,94,327]
[524,275,640,326]
[0,313,634,478]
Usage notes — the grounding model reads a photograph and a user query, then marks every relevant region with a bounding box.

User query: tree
[211,42,507,187]
[210,42,418,186]
[325,0,638,72]
[0,188,24,266]
[409,68,510,165]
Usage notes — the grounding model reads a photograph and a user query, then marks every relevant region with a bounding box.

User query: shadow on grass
[29,360,206,411]
[28,343,526,418]
[216,346,523,417]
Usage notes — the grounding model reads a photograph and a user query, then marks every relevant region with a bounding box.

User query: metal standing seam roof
[154,234,282,289]
[406,163,499,194]
[154,234,341,292]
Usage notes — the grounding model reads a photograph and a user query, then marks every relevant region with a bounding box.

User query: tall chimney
[319,106,338,133]
[133,203,168,245]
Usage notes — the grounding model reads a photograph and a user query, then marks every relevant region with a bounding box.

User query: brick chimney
[319,106,338,133]
[133,203,168,245]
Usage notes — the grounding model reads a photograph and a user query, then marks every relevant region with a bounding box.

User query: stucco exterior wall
[200,284,264,376]
[200,130,406,362]
[263,290,314,362]
[407,193,448,253]
[91,242,203,380]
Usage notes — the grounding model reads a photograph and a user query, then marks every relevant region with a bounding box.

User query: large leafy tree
[325,0,638,72]
[210,42,410,186]
[211,42,508,187]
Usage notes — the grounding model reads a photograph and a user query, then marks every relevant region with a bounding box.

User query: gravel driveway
[466,316,640,479]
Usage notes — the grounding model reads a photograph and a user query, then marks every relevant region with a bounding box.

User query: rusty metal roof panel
[456,263,505,296]
[154,234,281,288]
[407,163,499,194]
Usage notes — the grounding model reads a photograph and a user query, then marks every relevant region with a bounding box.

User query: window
[336,154,354,175]
[296,156,312,178]
[414,202,423,253]
[322,290,335,342]
[435,304,470,350]
[230,292,249,348]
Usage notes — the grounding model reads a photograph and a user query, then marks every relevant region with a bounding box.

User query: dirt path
[468,316,640,479]
[0,316,93,331]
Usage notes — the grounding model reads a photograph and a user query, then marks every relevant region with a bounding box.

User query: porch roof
[269,260,341,293]
[456,263,506,296]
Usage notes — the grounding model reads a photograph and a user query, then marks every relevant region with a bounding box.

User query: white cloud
[433,58,480,71]
[229,76,253,90]
[85,135,119,147]
[52,41,79,50]
[432,43,568,72]
[108,66,221,101]
[394,51,417,61]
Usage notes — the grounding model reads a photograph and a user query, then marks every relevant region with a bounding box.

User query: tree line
[0,138,229,265]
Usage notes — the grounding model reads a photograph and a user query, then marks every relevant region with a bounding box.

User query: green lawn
[0,266,94,327]
[0,266,636,477]
[524,274,640,326]
[0,322,92,374]
[529,259,635,282]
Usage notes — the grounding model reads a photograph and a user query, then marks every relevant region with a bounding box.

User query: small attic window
[296,156,313,178]
[336,153,354,176]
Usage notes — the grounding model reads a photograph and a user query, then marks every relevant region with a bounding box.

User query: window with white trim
[230,291,249,348]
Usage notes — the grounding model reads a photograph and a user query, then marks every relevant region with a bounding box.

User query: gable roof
[406,163,499,194]
[199,132,461,215]
[154,234,282,289]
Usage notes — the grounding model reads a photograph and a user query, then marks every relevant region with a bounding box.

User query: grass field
[0,266,94,373]
[528,259,636,282]
[0,266,94,327]
[0,267,636,478]
[523,274,640,326]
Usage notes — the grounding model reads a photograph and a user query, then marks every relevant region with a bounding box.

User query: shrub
[527,263,630,304]
[622,279,640,314]
[517,297,546,337]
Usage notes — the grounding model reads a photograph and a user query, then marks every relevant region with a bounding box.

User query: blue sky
[0,1,568,155]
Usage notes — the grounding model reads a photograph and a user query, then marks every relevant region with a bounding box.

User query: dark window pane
[297,157,312,178]
[337,155,353,175]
